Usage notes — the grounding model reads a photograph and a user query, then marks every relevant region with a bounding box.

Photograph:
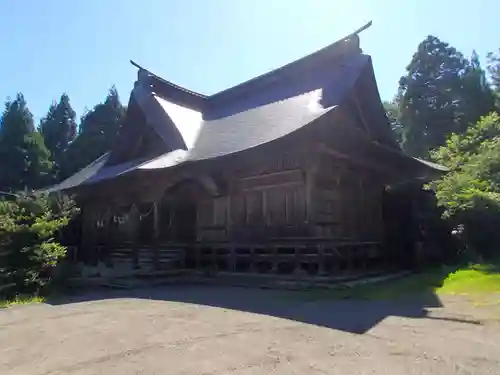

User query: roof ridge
[207,21,372,103]
[131,60,207,99]
[130,21,372,106]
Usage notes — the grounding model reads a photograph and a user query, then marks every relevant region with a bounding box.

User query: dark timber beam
[318,143,395,175]
[344,21,372,40]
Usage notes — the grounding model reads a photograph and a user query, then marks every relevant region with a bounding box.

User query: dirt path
[1,286,499,374]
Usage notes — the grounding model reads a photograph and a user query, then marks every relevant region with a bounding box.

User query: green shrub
[431,113,500,259]
[0,194,78,297]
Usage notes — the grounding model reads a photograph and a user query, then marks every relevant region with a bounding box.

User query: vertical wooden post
[346,245,353,273]
[80,208,89,264]
[331,245,339,275]
[212,246,217,273]
[84,207,97,266]
[129,204,140,270]
[180,244,186,269]
[294,245,301,278]
[305,170,314,226]
[226,195,232,241]
[249,246,255,273]
[361,245,367,271]
[152,202,159,270]
[229,246,236,272]
[305,151,319,237]
[271,244,278,273]
[195,244,201,270]
[318,243,325,276]
[153,202,159,239]
[262,190,268,226]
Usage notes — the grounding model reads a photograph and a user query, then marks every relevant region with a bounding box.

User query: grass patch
[292,262,500,301]
[0,295,45,308]
[437,265,500,295]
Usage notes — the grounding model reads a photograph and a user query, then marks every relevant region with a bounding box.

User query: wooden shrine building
[48,23,445,278]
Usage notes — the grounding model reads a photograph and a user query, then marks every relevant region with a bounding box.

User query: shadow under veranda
[44,272,458,335]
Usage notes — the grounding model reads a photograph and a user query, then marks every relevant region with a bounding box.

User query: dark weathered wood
[72,88,412,278]
[317,244,325,275]
[237,169,303,191]
[229,246,236,272]
[92,238,390,279]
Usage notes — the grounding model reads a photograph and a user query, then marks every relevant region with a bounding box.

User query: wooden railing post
[294,246,301,278]
[152,203,160,270]
[195,244,201,270]
[249,246,256,273]
[318,243,325,275]
[180,244,187,269]
[271,244,278,273]
[361,245,367,271]
[212,245,217,273]
[229,246,236,272]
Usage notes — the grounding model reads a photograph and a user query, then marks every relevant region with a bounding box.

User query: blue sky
[0,0,498,122]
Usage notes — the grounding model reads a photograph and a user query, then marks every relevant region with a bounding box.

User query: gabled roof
[136,22,370,117]
[132,61,207,111]
[206,23,370,111]
[145,89,331,165]
[43,89,334,193]
[134,22,372,108]
[43,153,110,193]
[43,21,445,194]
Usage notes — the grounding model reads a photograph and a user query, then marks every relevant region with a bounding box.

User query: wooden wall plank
[237,169,303,191]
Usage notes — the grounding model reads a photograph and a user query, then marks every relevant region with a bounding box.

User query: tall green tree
[486,49,500,109]
[461,51,496,127]
[397,36,493,157]
[0,94,52,190]
[383,99,403,144]
[39,93,77,178]
[60,87,125,179]
[487,49,500,91]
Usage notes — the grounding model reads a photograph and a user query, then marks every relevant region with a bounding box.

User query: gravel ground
[1,285,499,375]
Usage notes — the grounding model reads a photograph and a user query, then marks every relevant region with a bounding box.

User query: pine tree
[487,49,500,92]
[0,94,52,190]
[461,51,496,127]
[39,93,77,178]
[60,87,125,179]
[383,99,403,145]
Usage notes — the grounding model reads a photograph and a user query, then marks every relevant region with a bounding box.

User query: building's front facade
[49,24,444,278]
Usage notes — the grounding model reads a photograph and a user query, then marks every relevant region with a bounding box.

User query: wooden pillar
[361,245,368,271]
[346,245,354,273]
[331,245,339,275]
[271,244,278,273]
[152,202,160,270]
[318,243,325,275]
[195,244,201,270]
[80,208,89,263]
[130,209,139,269]
[102,211,112,266]
[180,244,186,269]
[229,246,236,272]
[82,207,97,265]
[227,194,232,241]
[328,244,340,275]
[212,246,217,272]
[262,190,268,227]
[294,245,301,277]
[249,246,256,273]
[305,170,314,226]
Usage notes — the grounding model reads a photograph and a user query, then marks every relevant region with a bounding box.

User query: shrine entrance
[159,179,209,243]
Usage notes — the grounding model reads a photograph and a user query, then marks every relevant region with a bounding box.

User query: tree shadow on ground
[45,270,477,335]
